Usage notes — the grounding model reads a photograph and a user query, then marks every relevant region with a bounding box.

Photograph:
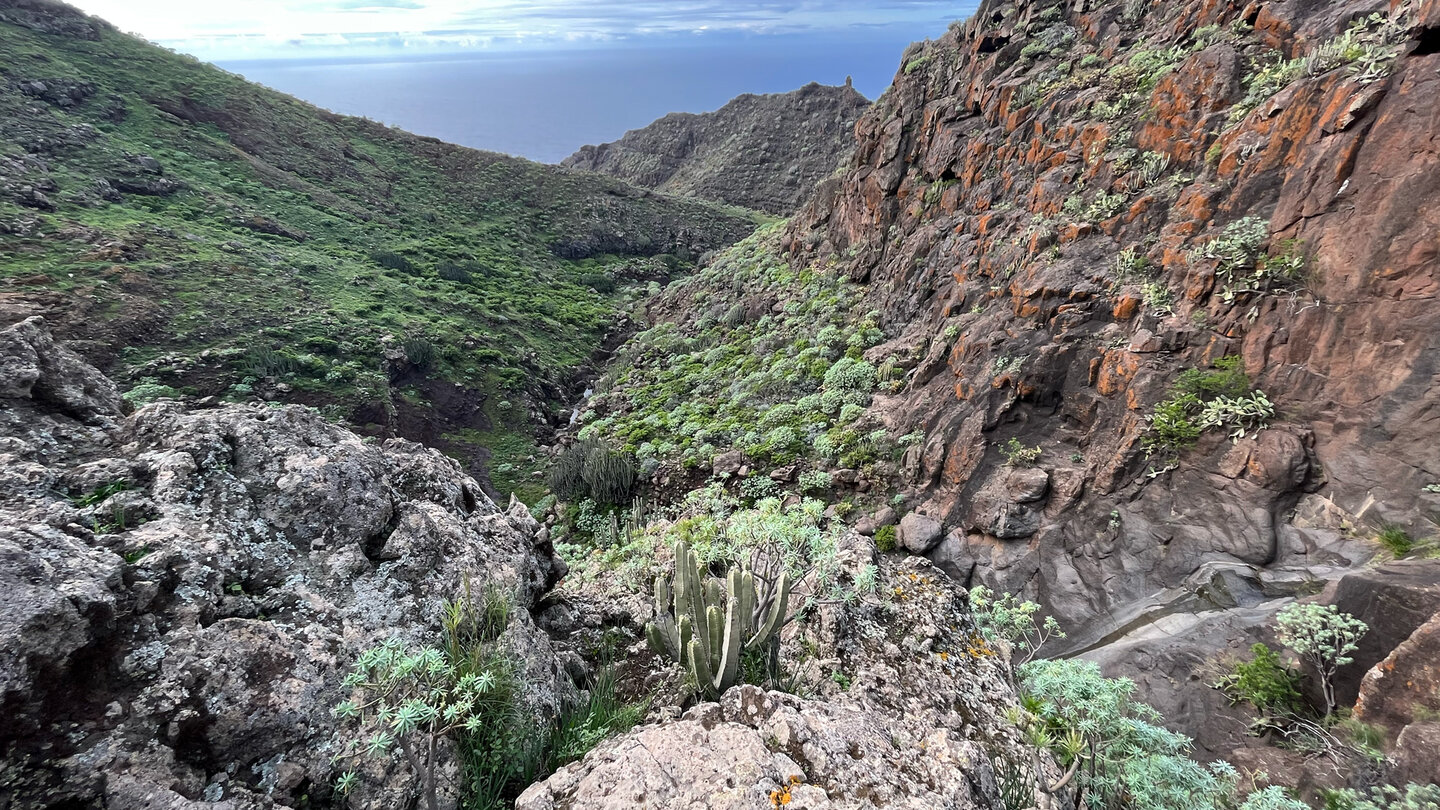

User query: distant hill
[0,0,760,499]
[562,82,869,215]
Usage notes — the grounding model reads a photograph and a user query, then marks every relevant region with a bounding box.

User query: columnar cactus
[645,540,791,697]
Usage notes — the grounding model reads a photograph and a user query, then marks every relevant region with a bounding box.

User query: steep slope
[578,0,1440,784]
[0,0,760,500]
[562,82,869,215]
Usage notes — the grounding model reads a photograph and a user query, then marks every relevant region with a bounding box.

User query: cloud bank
[68,0,969,60]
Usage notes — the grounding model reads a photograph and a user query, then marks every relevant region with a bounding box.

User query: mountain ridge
[562,81,869,214]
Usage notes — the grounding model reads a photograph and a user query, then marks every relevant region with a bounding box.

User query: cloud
[333,0,425,8]
[68,0,973,59]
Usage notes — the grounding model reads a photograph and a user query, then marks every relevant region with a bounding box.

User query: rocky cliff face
[0,316,571,808]
[562,82,870,215]
[780,0,1438,661]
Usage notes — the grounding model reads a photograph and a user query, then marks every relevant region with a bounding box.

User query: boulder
[898,512,944,554]
[711,449,744,476]
[1321,560,1440,707]
[517,686,1004,810]
[1354,611,1440,738]
[1005,468,1049,503]
[852,506,897,537]
[1391,721,1440,786]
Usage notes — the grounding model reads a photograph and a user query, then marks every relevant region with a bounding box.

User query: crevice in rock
[361,499,403,561]
[1411,26,1440,56]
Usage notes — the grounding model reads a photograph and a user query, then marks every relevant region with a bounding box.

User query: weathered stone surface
[0,315,121,421]
[711,448,744,476]
[564,83,870,215]
[0,319,570,809]
[1354,611,1440,738]
[1391,721,1440,786]
[898,512,944,554]
[517,686,1003,810]
[1322,560,1440,707]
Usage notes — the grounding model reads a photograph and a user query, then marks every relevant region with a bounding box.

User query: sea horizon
[216,28,945,164]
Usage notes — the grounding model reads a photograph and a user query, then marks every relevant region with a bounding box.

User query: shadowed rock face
[0,317,571,809]
[563,82,870,215]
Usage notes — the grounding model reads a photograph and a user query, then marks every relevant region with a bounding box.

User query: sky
[65,0,970,61]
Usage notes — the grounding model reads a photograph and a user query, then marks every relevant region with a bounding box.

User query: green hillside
[0,1,762,499]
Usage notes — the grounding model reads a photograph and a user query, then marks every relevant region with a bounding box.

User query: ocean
[216,30,941,165]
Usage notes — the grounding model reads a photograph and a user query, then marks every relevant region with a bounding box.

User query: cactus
[645,540,791,698]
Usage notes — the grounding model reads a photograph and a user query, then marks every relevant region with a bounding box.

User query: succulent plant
[645,540,790,698]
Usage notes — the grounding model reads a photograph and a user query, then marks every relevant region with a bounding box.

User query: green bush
[403,336,436,369]
[1001,437,1042,467]
[874,524,897,553]
[1016,658,1238,810]
[436,262,473,283]
[549,440,638,507]
[1376,523,1415,557]
[1174,356,1250,400]
[371,249,417,274]
[1214,643,1305,718]
[1144,358,1274,456]
[123,378,183,406]
[1323,783,1440,810]
[1275,603,1368,717]
[334,588,645,810]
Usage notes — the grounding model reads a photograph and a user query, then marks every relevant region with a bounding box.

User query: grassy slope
[0,2,763,500]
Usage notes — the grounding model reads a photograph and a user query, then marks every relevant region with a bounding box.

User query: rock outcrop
[523,546,1044,810]
[0,317,571,808]
[563,82,869,215]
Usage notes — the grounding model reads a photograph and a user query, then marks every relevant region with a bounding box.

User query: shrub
[797,470,832,494]
[1375,523,1415,557]
[372,249,417,274]
[1324,783,1440,810]
[246,347,303,377]
[123,378,182,406]
[1214,643,1305,718]
[1275,603,1368,717]
[549,441,638,507]
[1175,356,1250,399]
[969,585,1065,664]
[1016,658,1238,810]
[874,524,897,553]
[1145,359,1274,456]
[1001,437,1042,467]
[823,357,877,395]
[333,588,645,810]
[403,336,436,369]
[436,262,473,283]
[545,667,647,769]
[578,272,616,294]
[332,600,528,810]
[1241,786,1310,810]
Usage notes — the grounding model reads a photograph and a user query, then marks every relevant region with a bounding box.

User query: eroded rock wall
[782,0,1438,642]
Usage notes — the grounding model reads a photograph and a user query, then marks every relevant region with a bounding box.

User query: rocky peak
[562,82,870,214]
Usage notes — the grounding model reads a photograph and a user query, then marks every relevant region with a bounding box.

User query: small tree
[332,640,509,810]
[1274,603,1368,718]
[969,585,1066,664]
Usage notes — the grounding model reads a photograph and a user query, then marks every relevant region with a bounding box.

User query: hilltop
[562,81,869,215]
[0,0,761,500]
